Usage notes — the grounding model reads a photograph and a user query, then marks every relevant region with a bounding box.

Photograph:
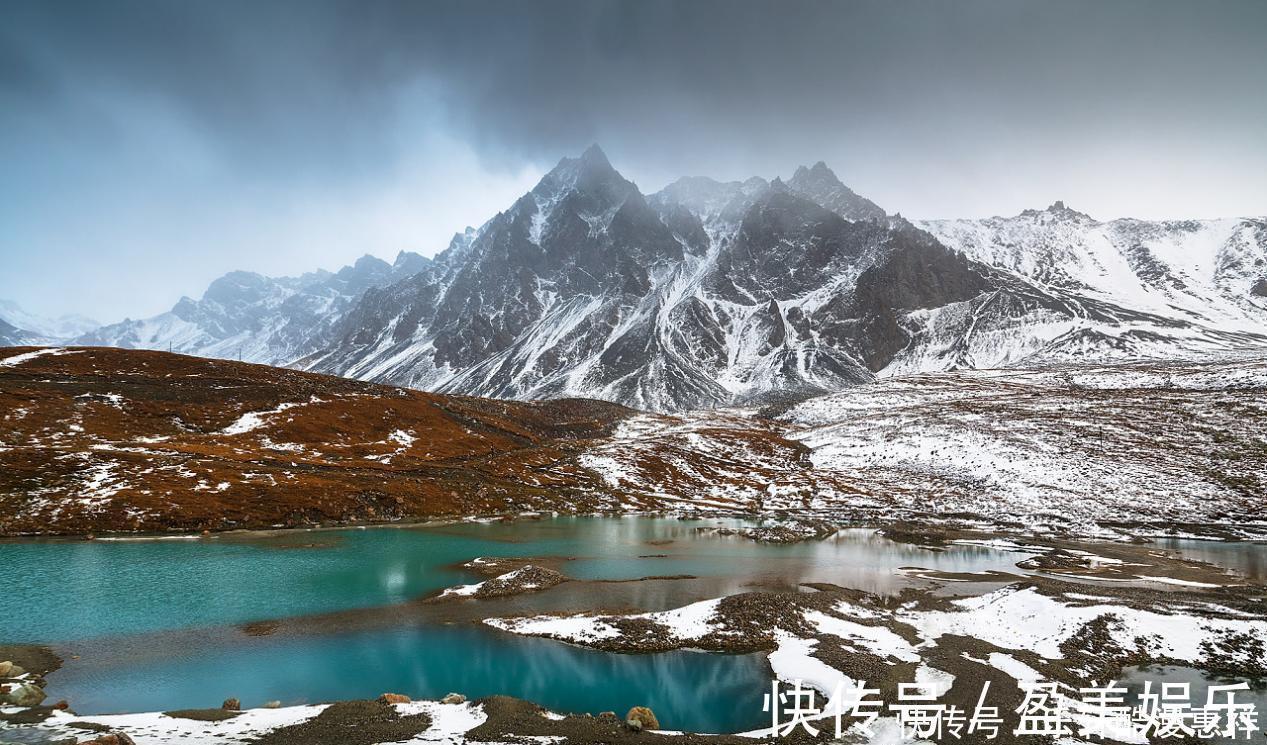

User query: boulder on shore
[377,692,411,704]
[441,692,467,704]
[2,682,46,707]
[625,706,659,731]
[222,697,241,711]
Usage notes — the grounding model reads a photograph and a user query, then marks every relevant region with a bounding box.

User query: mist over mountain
[0,300,99,342]
[62,147,1267,412]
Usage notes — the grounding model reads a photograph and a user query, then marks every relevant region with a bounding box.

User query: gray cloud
[2,0,1266,320]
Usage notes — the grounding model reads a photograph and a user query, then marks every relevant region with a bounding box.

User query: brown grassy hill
[0,346,640,535]
[0,346,831,536]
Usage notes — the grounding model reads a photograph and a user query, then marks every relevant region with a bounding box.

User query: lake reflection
[46,622,771,733]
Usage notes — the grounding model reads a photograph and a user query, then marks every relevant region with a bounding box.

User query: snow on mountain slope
[919,203,1267,342]
[308,150,1267,412]
[0,299,98,341]
[0,317,43,347]
[782,356,1267,532]
[75,252,429,366]
[310,147,1018,410]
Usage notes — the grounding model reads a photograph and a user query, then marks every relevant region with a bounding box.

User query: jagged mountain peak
[1019,200,1095,223]
[790,160,835,180]
[530,144,637,212]
[392,250,430,270]
[579,143,611,166]
[784,160,886,223]
[544,143,618,181]
[349,254,392,272]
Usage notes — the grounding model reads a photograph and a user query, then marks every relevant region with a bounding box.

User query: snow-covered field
[569,355,1267,535]
[780,356,1267,532]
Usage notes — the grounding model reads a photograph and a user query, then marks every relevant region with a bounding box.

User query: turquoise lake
[1,516,1036,641]
[0,516,1062,731]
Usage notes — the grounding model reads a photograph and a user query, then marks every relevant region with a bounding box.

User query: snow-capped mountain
[73,252,429,365]
[296,148,1048,408]
[0,299,98,342]
[307,147,1265,410]
[50,146,1267,412]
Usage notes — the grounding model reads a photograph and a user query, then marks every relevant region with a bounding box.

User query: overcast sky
[3,0,1265,322]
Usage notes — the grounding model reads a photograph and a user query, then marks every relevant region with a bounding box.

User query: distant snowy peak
[918,208,1267,333]
[1018,200,1096,223]
[0,317,40,347]
[74,251,430,365]
[0,299,99,341]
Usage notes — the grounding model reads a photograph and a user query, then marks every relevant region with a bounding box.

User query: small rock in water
[264,700,282,709]
[440,692,466,704]
[222,697,241,711]
[377,692,411,704]
[625,706,659,730]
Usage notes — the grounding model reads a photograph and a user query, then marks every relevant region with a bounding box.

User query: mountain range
[21,145,1266,412]
[0,299,99,345]
[73,252,429,365]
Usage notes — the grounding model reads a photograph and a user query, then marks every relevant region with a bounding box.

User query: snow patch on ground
[221,397,322,435]
[804,610,919,663]
[2,701,489,745]
[0,347,77,367]
[901,585,1267,665]
[485,598,722,644]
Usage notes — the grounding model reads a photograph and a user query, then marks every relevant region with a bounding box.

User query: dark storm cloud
[8,0,1264,180]
[2,0,1266,320]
